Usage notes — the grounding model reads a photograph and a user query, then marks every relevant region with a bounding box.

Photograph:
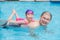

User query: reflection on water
[0,25,55,40]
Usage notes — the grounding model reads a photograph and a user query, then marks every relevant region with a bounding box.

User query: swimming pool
[0,2,60,40]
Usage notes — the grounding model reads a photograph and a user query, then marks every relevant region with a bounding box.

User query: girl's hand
[12,9,16,14]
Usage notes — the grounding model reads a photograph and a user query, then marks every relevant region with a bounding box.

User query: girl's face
[26,11,34,21]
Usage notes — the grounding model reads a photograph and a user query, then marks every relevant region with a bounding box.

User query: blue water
[0,2,60,40]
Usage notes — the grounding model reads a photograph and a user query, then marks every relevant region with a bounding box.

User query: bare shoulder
[34,20,39,22]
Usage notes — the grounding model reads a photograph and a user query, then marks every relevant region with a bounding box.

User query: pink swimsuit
[16,18,24,21]
[16,18,34,25]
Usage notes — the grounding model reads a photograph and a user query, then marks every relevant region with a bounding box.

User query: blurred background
[0,0,60,1]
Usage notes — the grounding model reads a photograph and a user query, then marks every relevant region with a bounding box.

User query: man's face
[40,13,51,26]
[26,11,33,21]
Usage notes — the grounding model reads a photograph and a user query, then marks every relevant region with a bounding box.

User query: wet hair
[25,9,34,15]
[41,11,52,20]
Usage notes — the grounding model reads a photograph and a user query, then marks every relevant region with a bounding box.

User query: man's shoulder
[34,20,39,22]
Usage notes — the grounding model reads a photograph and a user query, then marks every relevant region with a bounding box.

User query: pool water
[0,2,60,40]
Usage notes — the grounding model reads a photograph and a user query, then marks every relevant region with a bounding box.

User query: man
[28,11,52,37]
[28,11,52,28]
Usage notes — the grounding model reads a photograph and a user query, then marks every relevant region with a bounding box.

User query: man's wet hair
[41,11,52,20]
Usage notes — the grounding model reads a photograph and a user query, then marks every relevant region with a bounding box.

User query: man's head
[25,9,34,22]
[40,11,52,26]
